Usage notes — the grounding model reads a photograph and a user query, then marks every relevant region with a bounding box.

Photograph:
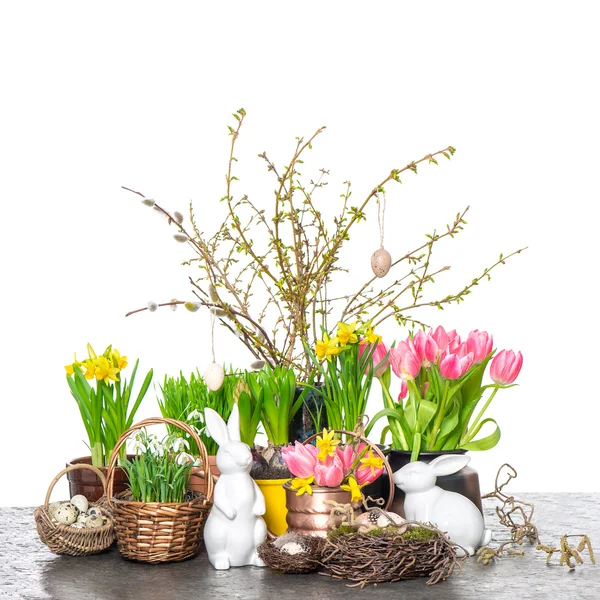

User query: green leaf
[461,418,501,451]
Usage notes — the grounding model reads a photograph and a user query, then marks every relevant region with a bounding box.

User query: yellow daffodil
[86,343,98,360]
[359,449,384,475]
[291,476,314,496]
[316,428,341,460]
[94,356,120,384]
[82,359,96,380]
[336,321,358,346]
[315,333,342,362]
[341,476,366,503]
[111,349,128,370]
[362,325,382,345]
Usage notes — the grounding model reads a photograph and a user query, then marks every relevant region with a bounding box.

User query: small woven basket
[34,464,115,556]
[106,417,214,564]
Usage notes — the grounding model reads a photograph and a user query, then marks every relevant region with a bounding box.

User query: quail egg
[85,514,104,528]
[48,501,63,520]
[54,502,79,525]
[70,494,89,513]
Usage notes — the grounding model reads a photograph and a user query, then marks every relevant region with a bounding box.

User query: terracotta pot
[66,456,130,502]
[375,450,483,517]
[284,482,361,537]
[188,455,220,495]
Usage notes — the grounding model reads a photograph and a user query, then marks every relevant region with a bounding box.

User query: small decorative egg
[355,509,407,531]
[86,515,104,528]
[370,247,392,278]
[204,362,225,391]
[70,494,89,513]
[88,507,103,516]
[54,502,79,525]
[48,501,63,520]
[76,513,88,525]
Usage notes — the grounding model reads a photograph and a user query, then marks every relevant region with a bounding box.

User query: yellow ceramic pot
[254,478,289,536]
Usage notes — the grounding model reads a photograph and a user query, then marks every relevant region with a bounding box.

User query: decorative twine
[377,192,387,249]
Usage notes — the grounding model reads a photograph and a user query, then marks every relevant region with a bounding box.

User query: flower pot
[374,450,483,518]
[188,456,220,495]
[284,482,361,537]
[288,384,327,442]
[255,478,289,536]
[66,456,131,503]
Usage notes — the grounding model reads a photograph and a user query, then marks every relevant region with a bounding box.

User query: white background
[1,1,598,506]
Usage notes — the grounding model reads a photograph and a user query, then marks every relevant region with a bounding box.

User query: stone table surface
[1,494,598,600]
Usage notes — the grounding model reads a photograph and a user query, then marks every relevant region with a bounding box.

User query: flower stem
[380,384,409,451]
[460,387,499,445]
[428,380,449,449]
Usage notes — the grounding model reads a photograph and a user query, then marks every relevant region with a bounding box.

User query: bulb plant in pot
[158,370,236,492]
[365,325,523,515]
[281,429,386,537]
[64,344,153,501]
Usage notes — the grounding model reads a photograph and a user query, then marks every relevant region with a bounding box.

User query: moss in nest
[402,526,438,542]
[328,524,356,538]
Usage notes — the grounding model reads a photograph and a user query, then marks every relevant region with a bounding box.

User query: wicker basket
[106,417,214,564]
[34,464,115,556]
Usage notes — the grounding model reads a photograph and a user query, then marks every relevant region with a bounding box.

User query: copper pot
[284,482,361,537]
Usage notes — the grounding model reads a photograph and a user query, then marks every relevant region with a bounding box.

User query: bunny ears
[428,454,471,477]
[204,405,241,448]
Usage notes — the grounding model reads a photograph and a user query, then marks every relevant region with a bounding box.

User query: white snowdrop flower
[187,409,203,422]
[173,233,189,243]
[141,198,156,207]
[147,301,158,312]
[176,452,194,466]
[132,439,147,454]
[173,211,184,224]
[172,438,190,452]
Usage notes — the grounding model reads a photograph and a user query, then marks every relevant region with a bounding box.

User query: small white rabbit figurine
[393,455,492,556]
[203,404,267,569]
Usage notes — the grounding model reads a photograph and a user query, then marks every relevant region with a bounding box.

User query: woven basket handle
[302,429,395,511]
[105,417,214,505]
[43,464,107,507]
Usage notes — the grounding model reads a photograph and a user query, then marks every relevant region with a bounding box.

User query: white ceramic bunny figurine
[393,455,492,556]
[203,404,267,569]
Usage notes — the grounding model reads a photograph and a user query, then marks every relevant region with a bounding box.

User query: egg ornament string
[370,191,392,278]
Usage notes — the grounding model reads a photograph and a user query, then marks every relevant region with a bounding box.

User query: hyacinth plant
[65,344,153,467]
[364,326,523,461]
[305,320,388,433]
[123,109,524,378]
[281,429,385,502]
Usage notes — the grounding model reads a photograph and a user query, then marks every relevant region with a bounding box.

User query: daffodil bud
[173,211,184,224]
[184,301,201,312]
[173,233,189,243]
[170,298,178,311]
[141,198,156,207]
[147,301,158,312]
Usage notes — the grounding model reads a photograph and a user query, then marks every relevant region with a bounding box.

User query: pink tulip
[459,352,475,376]
[439,354,462,379]
[490,349,523,385]
[400,350,421,380]
[467,330,493,363]
[314,453,345,487]
[281,441,317,478]
[430,326,460,356]
[389,340,413,377]
[355,461,384,485]
[398,380,408,400]
[336,444,356,476]
[412,330,438,367]
[360,340,390,378]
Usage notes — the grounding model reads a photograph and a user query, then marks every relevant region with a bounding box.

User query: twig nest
[258,534,325,574]
[371,248,392,278]
[204,362,225,391]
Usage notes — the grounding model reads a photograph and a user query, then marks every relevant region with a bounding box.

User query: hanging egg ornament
[371,247,392,278]
[204,362,225,391]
